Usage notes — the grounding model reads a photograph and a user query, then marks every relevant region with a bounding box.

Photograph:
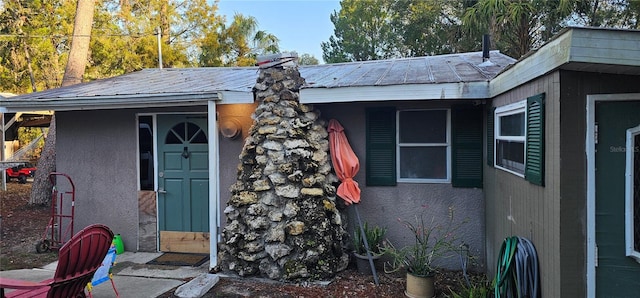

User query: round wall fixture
[219,118,242,139]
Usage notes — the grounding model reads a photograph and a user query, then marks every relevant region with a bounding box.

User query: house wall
[485,72,562,297]
[57,109,140,251]
[485,70,640,297]
[558,70,640,297]
[56,106,210,251]
[55,99,485,271]
[217,103,257,226]
[317,101,486,271]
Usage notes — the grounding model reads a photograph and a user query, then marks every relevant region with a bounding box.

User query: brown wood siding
[485,72,561,298]
[486,70,640,298]
[558,70,640,297]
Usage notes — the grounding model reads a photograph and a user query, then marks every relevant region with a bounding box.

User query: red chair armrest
[0,277,49,290]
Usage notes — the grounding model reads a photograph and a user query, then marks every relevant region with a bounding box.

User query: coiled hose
[495,236,540,298]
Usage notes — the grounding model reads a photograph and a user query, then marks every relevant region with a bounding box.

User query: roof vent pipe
[482,34,491,61]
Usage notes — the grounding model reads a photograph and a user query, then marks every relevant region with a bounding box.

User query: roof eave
[0,91,255,112]
[490,27,640,97]
[300,82,491,103]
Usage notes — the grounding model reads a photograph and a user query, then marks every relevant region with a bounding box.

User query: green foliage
[322,0,397,63]
[324,0,640,62]
[297,53,319,65]
[0,0,279,93]
[353,222,386,255]
[390,0,477,56]
[447,275,493,298]
[322,0,479,62]
[17,127,46,161]
[0,0,75,93]
[200,13,280,67]
[461,0,640,58]
[383,206,468,277]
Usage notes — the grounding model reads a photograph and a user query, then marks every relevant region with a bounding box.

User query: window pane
[138,116,154,191]
[166,123,185,144]
[500,112,525,136]
[496,140,525,174]
[399,147,447,179]
[187,122,208,143]
[399,110,447,143]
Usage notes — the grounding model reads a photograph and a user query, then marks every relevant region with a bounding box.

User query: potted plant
[352,222,386,274]
[382,207,467,298]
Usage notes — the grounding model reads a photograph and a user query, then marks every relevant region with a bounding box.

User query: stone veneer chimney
[219,64,349,281]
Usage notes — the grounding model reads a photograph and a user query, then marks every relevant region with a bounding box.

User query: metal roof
[0,50,515,111]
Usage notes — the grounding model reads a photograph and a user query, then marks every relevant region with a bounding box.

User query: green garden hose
[495,236,540,298]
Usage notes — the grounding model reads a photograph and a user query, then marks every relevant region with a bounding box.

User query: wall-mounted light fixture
[219,118,242,139]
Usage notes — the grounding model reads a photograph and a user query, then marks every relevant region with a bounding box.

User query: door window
[165,122,208,144]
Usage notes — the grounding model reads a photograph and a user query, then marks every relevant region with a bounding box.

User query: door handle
[158,188,167,194]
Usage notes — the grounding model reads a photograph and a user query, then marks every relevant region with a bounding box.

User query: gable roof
[0,51,515,112]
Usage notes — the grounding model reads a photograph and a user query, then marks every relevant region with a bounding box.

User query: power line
[0,33,154,38]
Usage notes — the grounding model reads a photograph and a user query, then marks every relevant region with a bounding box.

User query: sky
[216,0,341,63]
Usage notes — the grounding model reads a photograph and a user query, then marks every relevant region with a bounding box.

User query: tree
[572,0,640,28]
[0,0,77,93]
[462,0,582,58]
[390,0,478,56]
[200,13,279,66]
[61,0,94,86]
[1,1,280,92]
[298,53,319,65]
[322,0,397,63]
[30,0,96,205]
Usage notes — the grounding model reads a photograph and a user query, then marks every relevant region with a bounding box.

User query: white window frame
[494,100,526,177]
[396,109,451,183]
[625,124,640,263]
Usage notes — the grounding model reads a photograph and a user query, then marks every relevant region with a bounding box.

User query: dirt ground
[0,183,58,270]
[1,182,487,297]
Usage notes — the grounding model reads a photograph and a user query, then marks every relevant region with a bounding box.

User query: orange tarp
[328,119,361,205]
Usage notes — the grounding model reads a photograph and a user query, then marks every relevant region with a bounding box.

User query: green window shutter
[366,107,396,186]
[525,93,545,186]
[487,107,495,167]
[452,105,483,188]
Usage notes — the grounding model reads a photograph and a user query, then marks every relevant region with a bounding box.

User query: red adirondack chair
[0,224,114,298]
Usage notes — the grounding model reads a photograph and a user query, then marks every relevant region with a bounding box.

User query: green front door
[157,114,210,253]
[595,101,640,296]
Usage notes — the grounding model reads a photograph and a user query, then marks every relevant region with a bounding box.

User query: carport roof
[0,50,516,112]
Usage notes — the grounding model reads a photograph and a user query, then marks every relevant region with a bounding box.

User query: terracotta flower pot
[405,272,435,298]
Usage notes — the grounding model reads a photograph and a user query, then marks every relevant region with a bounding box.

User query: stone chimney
[219,64,349,281]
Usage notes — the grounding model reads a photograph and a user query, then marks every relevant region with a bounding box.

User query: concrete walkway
[0,252,213,298]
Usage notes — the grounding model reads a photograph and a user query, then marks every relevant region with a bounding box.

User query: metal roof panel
[1,51,516,111]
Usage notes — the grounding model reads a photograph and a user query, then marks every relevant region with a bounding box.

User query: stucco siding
[54,100,485,268]
[216,103,258,230]
[56,110,139,251]
[485,72,561,298]
[56,106,211,252]
[318,101,486,271]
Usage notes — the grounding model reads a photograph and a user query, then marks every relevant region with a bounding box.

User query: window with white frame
[397,109,450,182]
[495,101,526,176]
[626,125,640,263]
